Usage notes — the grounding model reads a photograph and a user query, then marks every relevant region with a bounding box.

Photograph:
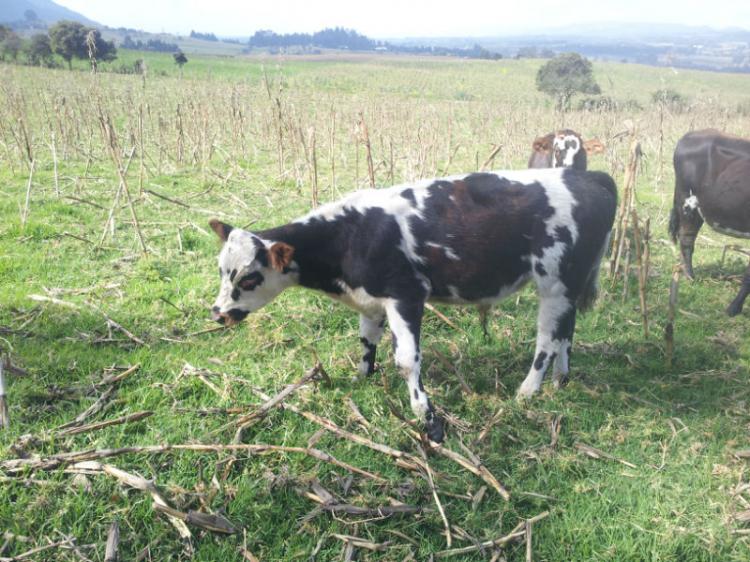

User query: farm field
[0,52,749,561]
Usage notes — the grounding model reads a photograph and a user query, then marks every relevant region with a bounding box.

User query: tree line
[249,27,377,50]
[189,30,218,42]
[121,35,179,52]
[247,27,503,59]
[0,20,116,70]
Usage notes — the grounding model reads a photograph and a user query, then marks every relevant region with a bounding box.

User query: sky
[54,0,750,38]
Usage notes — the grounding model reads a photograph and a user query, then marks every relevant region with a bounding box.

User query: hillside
[0,0,96,26]
[391,22,750,72]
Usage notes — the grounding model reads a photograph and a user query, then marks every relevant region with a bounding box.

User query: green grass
[0,54,749,561]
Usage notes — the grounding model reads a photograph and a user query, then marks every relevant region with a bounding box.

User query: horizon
[52,0,750,39]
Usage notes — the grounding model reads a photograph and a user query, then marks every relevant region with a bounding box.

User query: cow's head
[209,219,296,326]
[529,130,604,171]
[551,131,582,168]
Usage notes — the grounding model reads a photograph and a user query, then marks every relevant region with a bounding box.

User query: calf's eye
[238,272,264,291]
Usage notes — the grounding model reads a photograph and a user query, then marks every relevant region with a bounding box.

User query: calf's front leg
[385,299,445,443]
[358,312,386,377]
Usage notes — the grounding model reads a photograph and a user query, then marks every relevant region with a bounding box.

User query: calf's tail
[576,171,617,312]
[577,231,610,312]
[668,201,680,244]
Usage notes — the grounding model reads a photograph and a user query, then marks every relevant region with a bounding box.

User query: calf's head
[209,219,296,326]
[529,129,599,171]
[551,130,582,168]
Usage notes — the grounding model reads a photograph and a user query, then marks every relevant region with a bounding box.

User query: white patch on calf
[683,195,699,211]
[333,281,387,317]
[535,172,580,280]
[553,135,581,168]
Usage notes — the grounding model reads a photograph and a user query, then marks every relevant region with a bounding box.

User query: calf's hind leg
[516,293,574,399]
[385,299,444,442]
[679,202,704,279]
[726,259,750,317]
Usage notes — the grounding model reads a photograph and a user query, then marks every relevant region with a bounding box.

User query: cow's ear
[209,219,233,242]
[269,242,295,272]
[583,139,605,155]
[532,136,551,152]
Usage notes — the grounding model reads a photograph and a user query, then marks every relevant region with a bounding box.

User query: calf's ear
[532,136,551,152]
[209,219,234,241]
[269,242,295,272]
[583,139,605,155]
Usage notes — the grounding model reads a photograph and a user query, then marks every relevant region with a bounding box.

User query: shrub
[577,95,618,112]
[651,88,687,111]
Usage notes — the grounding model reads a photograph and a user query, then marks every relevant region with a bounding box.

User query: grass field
[0,52,749,561]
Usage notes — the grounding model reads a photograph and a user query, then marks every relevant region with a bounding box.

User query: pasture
[0,52,749,561]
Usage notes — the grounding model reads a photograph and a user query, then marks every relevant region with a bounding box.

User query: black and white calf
[210,168,617,442]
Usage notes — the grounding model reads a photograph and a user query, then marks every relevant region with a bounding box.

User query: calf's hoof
[515,383,539,401]
[357,360,376,378]
[552,373,569,390]
[425,413,445,443]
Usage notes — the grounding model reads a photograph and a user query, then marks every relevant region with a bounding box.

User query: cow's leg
[357,312,386,377]
[385,299,444,442]
[517,293,572,399]
[477,304,491,339]
[551,306,577,389]
[727,259,750,317]
[679,202,704,280]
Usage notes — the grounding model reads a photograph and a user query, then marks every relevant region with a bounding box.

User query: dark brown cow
[528,130,604,170]
[669,129,750,316]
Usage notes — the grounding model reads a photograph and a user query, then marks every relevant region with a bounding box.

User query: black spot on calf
[555,225,572,244]
[534,351,548,371]
[400,188,416,205]
[360,337,377,375]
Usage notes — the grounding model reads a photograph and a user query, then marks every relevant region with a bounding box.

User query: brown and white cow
[669,129,750,316]
[528,130,604,171]
[210,168,617,442]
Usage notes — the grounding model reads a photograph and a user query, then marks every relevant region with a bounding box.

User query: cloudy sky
[55,0,750,38]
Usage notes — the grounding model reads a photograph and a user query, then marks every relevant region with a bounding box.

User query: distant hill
[531,22,750,44]
[391,22,750,72]
[0,0,97,26]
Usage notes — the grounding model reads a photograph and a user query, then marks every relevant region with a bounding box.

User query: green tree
[49,20,88,69]
[0,25,22,62]
[26,33,53,66]
[173,50,188,77]
[536,52,601,110]
[48,21,116,70]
